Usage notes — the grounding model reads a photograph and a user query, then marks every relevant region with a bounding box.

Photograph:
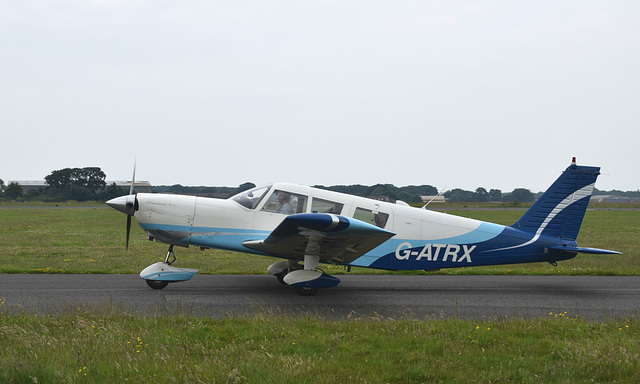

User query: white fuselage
[132,183,517,270]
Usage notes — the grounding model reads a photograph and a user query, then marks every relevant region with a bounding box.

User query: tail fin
[511,159,600,241]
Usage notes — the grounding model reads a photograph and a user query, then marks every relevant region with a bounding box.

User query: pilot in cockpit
[276,192,294,214]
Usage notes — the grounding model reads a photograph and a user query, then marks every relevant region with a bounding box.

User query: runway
[1,274,639,320]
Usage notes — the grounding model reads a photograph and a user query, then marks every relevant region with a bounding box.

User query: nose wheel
[145,245,176,289]
[140,245,199,289]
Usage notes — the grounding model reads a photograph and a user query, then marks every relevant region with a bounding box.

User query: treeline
[593,188,640,198]
[152,183,639,204]
[2,167,638,203]
[152,182,256,198]
[444,187,537,203]
[0,167,127,202]
[313,184,438,203]
[314,185,639,203]
[151,183,526,204]
[150,183,439,203]
[317,185,532,203]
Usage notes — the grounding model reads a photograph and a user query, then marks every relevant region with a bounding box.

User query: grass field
[1,305,639,383]
[1,205,639,383]
[0,205,637,275]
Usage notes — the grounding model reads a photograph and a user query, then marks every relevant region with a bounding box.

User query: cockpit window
[230,185,271,209]
[354,207,389,229]
[311,198,344,214]
[261,190,308,215]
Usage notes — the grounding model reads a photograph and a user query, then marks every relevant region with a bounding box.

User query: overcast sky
[2,1,638,193]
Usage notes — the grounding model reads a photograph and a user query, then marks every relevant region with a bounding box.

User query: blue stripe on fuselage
[139,223,270,253]
[350,221,505,268]
[352,225,577,270]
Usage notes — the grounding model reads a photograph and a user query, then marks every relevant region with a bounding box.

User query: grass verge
[1,303,639,383]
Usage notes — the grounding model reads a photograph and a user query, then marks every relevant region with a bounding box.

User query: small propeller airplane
[107,158,621,295]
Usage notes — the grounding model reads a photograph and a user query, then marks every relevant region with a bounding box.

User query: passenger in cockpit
[374,212,389,228]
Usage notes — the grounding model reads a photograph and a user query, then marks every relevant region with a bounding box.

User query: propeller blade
[126,214,132,251]
[127,160,136,251]
[129,160,137,195]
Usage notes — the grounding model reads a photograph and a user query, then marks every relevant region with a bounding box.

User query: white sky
[2,1,639,192]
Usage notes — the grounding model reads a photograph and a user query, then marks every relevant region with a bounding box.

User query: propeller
[106,162,138,251]
[126,161,136,250]
[126,211,132,250]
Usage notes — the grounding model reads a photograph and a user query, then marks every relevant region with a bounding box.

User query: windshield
[230,185,271,209]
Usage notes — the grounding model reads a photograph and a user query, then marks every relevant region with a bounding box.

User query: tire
[294,286,320,296]
[146,280,169,290]
[275,270,288,284]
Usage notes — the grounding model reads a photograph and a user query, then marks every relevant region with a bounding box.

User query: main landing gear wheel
[294,286,320,296]
[146,280,169,290]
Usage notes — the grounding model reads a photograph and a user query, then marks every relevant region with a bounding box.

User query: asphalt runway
[1,274,639,320]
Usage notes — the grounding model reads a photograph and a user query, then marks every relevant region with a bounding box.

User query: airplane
[106,158,621,295]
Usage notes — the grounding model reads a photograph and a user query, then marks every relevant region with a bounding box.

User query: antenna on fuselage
[422,186,447,209]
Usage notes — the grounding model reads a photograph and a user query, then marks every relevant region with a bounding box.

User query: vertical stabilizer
[511,160,600,241]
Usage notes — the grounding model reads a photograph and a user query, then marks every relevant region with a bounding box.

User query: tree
[369,184,398,200]
[45,168,73,189]
[25,188,43,200]
[489,189,502,202]
[473,187,490,202]
[236,182,255,194]
[398,185,438,203]
[99,183,128,201]
[4,182,23,200]
[73,167,107,190]
[44,167,107,201]
[45,167,106,191]
[445,188,475,202]
[509,188,534,203]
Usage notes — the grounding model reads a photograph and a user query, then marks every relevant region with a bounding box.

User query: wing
[242,213,395,264]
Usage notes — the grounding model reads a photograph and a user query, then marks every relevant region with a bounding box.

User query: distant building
[108,181,153,193]
[421,195,446,203]
[9,180,152,193]
[8,180,47,193]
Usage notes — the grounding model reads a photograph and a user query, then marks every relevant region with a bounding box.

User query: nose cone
[106,195,137,215]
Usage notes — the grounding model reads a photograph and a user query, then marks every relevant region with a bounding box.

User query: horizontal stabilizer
[549,246,622,255]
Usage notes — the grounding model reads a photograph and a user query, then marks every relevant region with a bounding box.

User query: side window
[354,207,389,229]
[261,190,308,215]
[311,198,344,214]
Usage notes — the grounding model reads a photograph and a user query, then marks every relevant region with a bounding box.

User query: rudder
[511,159,600,241]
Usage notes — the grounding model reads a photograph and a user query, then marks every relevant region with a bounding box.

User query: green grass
[1,207,639,383]
[0,304,638,383]
[0,207,638,275]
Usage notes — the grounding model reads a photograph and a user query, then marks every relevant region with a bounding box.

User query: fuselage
[131,183,577,271]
